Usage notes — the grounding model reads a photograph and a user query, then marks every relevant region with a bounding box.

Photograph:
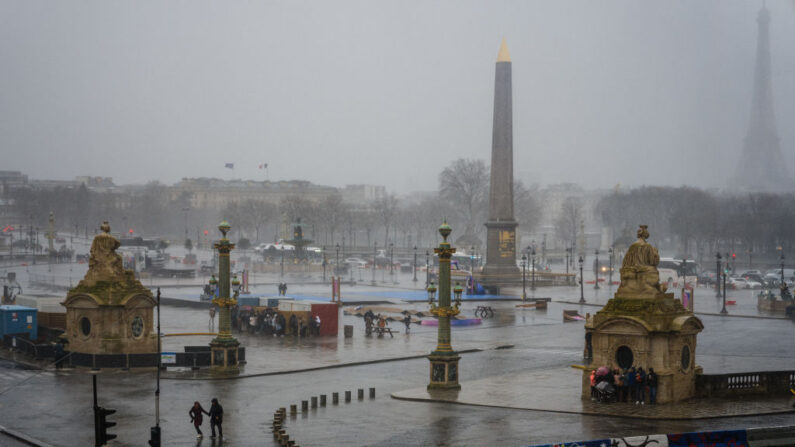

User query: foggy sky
[2,1,794,193]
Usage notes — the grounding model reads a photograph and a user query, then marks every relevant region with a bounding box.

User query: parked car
[345,257,368,268]
[699,270,717,286]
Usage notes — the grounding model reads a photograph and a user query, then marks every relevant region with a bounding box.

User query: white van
[657,257,698,288]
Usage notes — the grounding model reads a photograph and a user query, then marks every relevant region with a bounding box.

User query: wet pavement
[0,261,794,446]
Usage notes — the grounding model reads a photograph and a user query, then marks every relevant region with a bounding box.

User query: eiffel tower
[731,4,792,191]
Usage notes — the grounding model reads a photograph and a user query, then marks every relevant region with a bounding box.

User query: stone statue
[615,225,666,298]
[77,221,135,289]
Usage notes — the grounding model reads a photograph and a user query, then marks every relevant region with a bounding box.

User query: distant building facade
[169,178,341,209]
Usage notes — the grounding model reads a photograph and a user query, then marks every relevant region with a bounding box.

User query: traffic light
[732,253,736,259]
[97,406,117,444]
[148,426,161,447]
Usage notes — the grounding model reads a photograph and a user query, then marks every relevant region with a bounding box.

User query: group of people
[231,306,322,337]
[590,366,658,405]
[233,307,287,335]
[189,398,224,440]
[277,282,288,295]
[362,309,412,335]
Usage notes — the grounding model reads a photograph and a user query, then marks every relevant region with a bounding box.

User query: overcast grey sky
[1,1,794,193]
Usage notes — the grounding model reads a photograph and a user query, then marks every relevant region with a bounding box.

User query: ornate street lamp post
[335,243,340,276]
[412,245,418,282]
[608,247,614,287]
[521,254,527,301]
[531,246,536,291]
[371,242,377,286]
[210,221,240,373]
[593,249,600,290]
[389,243,395,280]
[427,222,462,390]
[578,256,585,304]
[565,247,570,275]
[715,253,722,298]
[721,263,728,315]
[280,246,285,280]
[425,250,430,288]
[322,246,327,282]
[780,253,786,299]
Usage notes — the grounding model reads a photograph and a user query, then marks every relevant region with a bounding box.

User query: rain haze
[2,0,795,192]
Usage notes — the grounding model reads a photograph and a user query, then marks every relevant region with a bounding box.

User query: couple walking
[189,398,224,439]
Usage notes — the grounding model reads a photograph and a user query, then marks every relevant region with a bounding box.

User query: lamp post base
[427,353,461,390]
[210,338,240,374]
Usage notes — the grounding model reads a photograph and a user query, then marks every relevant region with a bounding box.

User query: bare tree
[555,197,583,247]
[515,180,541,234]
[373,193,399,246]
[439,158,489,239]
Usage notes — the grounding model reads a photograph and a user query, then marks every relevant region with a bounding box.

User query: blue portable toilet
[0,305,38,340]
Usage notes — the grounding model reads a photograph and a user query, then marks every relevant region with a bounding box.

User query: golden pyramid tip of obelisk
[497,38,511,62]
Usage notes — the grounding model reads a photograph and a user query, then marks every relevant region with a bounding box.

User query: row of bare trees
[7,158,543,252]
[596,186,795,266]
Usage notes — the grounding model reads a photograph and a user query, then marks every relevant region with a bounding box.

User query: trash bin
[344,325,353,338]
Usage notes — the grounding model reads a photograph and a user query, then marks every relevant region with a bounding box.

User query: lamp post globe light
[427,221,461,390]
[531,246,536,291]
[715,253,722,298]
[521,254,527,302]
[593,249,600,290]
[578,256,585,304]
[209,220,240,373]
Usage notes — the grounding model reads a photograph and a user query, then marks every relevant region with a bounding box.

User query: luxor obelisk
[481,39,520,289]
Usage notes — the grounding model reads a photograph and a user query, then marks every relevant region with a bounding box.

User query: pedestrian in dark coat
[189,401,209,438]
[647,368,658,404]
[209,397,224,439]
[635,367,646,404]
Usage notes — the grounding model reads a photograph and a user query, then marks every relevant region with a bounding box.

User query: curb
[389,393,795,421]
[162,345,513,381]
[0,425,57,447]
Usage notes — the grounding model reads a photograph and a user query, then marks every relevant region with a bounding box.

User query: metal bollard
[369,387,376,398]
[290,404,297,415]
[358,388,364,400]
[320,394,327,406]
[345,390,351,402]
[311,396,317,408]
[332,392,339,404]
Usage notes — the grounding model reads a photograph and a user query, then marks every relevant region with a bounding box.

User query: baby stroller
[594,381,617,403]
[593,367,617,403]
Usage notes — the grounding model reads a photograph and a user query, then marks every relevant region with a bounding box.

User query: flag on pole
[224,163,234,169]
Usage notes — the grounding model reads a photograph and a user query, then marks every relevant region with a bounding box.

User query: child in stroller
[594,367,617,403]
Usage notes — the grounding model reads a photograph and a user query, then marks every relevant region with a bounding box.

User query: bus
[657,257,698,288]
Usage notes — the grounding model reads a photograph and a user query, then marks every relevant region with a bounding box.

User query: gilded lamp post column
[428,222,462,390]
[210,220,240,373]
